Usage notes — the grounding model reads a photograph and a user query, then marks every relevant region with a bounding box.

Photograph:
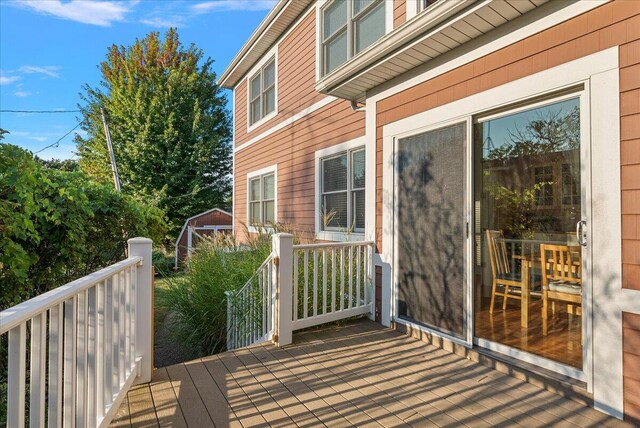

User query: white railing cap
[0,256,142,334]
[293,240,376,250]
[128,237,153,244]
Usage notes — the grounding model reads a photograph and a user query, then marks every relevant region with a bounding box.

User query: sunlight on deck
[110,319,630,427]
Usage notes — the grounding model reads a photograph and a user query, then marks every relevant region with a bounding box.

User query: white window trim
[315,136,366,242]
[246,164,277,234]
[405,0,419,21]
[315,0,393,82]
[246,45,278,133]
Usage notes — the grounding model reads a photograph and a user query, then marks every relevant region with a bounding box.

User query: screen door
[396,122,467,339]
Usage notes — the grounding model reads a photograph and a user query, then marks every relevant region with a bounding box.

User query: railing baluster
[30,312,47,427]
[63,296,77,428]
[340,247,345,311]
[76,290,88,428]
[96,281,105,422]
[118,270,126,388]
[348,246,353,309]
[303,249,309,319]
[357,245,361,307]
[49,303,64,428]
[8,323,26,428]
[87,285,97,426]
[331,248,336,313]
[322,249,327,315]
[124,268,131,375]
[104,277,113,407]
[112,272,120,397]
[130,266,137,371]
[313,249,318,317]
[293,250,299,321]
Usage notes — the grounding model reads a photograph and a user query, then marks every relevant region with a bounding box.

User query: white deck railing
[0,237,153,428]
[225,253,276,350]
[291,241,375,331]
[225,234,376,349]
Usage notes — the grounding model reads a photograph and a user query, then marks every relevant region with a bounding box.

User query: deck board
[111,319,632,428]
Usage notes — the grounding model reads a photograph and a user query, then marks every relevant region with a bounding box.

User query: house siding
[623,311,640,425]
[234,99,365,241]
[374,3,640,300]
[234,9,325,150]
[393,0,406,29]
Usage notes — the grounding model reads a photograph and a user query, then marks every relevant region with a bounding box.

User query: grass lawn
[154,273,185,333]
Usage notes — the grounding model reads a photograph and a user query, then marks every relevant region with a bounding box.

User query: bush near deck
[0,144,168,310]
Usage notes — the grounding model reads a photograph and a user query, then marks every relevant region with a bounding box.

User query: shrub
[162,234,272,356]
[0,144,168,309]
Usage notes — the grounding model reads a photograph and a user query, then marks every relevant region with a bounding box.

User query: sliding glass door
[473,96,585,370]
[395,122,467,340]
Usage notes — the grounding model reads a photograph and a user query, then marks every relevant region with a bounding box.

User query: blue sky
[0,0,274,159]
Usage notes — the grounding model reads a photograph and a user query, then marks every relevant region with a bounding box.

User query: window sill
[247,225,275,234]
[315,231,365,242]
[247,110,277,134]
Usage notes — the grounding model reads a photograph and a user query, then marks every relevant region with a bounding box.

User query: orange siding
[394,0,406,29]
[374,2,640,297]
[234,99,365,242]
[234,9,324,149]
[624,312,640,425]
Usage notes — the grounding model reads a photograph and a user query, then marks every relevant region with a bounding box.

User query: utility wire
[1,109,81,113]
[33,119,86,154]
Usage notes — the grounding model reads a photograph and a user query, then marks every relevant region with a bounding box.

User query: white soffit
[316,0,551,101]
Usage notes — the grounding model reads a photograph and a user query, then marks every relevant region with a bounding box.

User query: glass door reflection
[473,97,583,368]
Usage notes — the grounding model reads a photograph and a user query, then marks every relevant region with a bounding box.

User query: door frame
[381,47,622,394]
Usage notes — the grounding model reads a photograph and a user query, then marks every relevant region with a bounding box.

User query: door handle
[576,220,587,246]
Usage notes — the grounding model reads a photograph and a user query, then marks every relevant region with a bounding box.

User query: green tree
[76,29,232,237]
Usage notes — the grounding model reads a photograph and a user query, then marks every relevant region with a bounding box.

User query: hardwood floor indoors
[475,297,582,368]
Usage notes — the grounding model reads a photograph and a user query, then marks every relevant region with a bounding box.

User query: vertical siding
[623,312,640,424]
[394,0,407,29]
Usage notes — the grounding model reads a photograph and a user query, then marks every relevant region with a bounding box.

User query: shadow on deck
[110,319,629,427]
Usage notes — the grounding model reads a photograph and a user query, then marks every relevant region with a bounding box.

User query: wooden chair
[540,244,582,336]
[485,229,534,315]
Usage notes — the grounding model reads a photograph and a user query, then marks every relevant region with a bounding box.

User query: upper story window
[249,57,276,126]
[248,170,276,226]
[321,0,386,76]
[320,148,365,232]
[418,0,439,12]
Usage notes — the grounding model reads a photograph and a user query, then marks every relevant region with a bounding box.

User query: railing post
[128,237,153,384]
[272,233,293,346]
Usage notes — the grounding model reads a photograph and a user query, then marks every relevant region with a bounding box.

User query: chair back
[540,244,582,287]
[485,229,510,278]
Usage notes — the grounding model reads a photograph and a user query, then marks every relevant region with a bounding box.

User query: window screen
[248,58,276,125]
[249,172,275,225]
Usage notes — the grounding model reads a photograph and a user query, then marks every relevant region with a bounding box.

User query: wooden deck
[110,319,630,427]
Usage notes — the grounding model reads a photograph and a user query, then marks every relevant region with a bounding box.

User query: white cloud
[29,136,47,142]
[0,75,20,85]
[140,16,184,28]
[191,0,276,13]
[13,90,32,97]
[18,65,61,78]
[16,0,133,26]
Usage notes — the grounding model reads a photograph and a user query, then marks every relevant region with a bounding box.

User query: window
[320,148,365,232]
[418,0,439,12]
[248,172,276,226]
[249,57,276,126]
[534,165,554,206]
[321,0,385,76]
[561,163,580,205]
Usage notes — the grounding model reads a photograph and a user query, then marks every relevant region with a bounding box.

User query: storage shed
[174,208,232,268]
